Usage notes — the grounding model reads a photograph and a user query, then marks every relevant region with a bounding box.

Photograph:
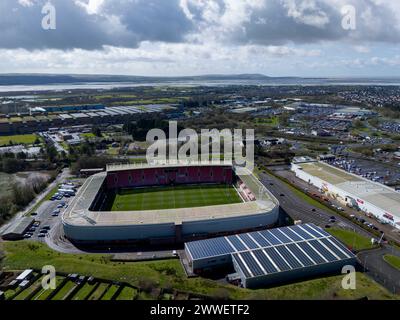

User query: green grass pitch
[110,184,243,211]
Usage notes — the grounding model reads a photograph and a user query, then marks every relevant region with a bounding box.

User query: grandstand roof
[106,161,234,173]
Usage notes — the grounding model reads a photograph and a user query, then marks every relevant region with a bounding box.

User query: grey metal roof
[2,217,34,237]
[185,224,355,279]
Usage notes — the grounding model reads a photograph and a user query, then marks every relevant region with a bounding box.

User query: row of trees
[0,144,60,173]
[0,175,54,225]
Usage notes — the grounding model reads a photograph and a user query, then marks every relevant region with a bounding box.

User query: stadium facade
[184,223,356,288]
[62,162,279,244]
[291,157,400,230]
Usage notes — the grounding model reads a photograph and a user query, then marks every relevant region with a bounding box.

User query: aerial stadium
[62,161,280,245]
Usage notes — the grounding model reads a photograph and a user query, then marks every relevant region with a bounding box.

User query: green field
[87,283,109,300]
[101,284,119,300]
[0,134,37,146]
[31,276,65,300]
[71,282,96,300]
[327,228,376,251]
[111,184,242,211]
[1,241,396,300]
[383,255,400,271]
[51,281,77,300]
[116,286,137,300]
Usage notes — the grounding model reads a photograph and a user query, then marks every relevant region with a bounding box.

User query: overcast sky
[1,0,400,77]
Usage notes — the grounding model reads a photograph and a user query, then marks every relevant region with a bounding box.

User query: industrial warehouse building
[0,104,173,135]
[184,223,356,288]
[291,157,400,230]
[62,162,279,244]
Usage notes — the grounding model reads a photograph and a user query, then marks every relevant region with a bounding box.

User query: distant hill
[0,73,301,86]
[0,73,398,87]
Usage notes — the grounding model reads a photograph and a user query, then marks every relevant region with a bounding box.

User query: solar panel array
[185,224,355,280]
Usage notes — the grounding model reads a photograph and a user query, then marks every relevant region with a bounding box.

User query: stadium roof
[296,161,400,221]
[185,224,355,280]
[106,161,234,173]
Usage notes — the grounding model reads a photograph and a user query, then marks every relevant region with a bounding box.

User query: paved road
[358,245,400,294]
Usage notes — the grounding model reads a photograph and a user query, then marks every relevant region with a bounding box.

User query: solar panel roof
[185,224,355,279]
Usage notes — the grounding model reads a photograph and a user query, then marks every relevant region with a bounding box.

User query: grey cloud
[0,0,399,51]
[0,0,193,50]
[236,0,400,45]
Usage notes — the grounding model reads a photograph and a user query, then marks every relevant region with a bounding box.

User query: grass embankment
[327,228,376,251]
[383,255,400,271]
[1,241,396,300]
